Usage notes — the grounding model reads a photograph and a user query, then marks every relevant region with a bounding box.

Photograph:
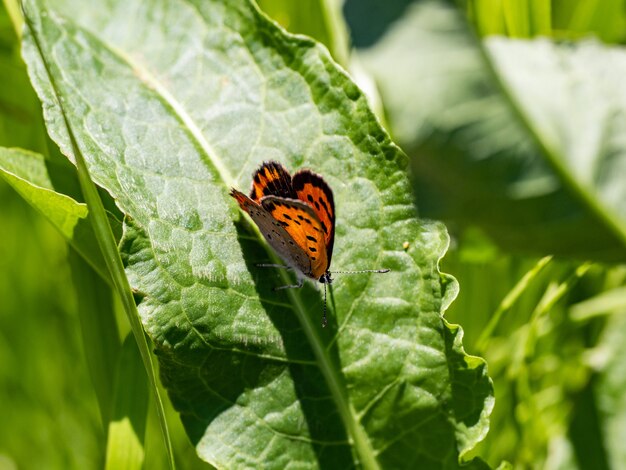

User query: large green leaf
[21,0,492,467]
[357,1,626,261]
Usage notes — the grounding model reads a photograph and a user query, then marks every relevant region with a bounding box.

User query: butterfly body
[230,161,335,283]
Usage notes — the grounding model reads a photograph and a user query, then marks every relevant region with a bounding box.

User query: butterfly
[230,161,389,327]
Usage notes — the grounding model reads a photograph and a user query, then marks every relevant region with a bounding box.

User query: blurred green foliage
[0,180,103,468]
[1,0,626,468]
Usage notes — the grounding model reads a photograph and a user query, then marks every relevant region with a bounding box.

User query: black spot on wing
[319,197,329,213]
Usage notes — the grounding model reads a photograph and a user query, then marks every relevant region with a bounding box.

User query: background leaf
[595,305,626,469]
[484,36,626,248]
[257,0,349,66]
[0,147,113,280]
[105,335,149,470]
[357,0,626,261]
[21,0,492,468]
[0,163,104,470]
[0,0,47,153]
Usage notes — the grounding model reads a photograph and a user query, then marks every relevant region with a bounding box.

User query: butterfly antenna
[330,269,390,275]
[322,282,328,328]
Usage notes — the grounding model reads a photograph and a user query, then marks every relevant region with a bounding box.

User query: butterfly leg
[273,277,304,291]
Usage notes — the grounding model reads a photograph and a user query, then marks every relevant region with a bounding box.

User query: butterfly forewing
[249,161,296,202]
[292,170,335,266]
[261,196,329,279]
[230,189,312,276]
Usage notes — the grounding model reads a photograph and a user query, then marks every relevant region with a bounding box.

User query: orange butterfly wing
[234,161,334,279]
[292,170,335,266]
[249,161,296,202]
[261,196,329,279]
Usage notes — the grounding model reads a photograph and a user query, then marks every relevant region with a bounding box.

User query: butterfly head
[319,271,333,285]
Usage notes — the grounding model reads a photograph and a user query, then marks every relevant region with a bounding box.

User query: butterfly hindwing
[292,170,335,266]
[261,196,329,279]
[249,161,296,202]
[230,189,312,276]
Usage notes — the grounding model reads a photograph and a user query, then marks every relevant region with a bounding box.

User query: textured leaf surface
[357,1,626,261]
[22,0,492,467]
